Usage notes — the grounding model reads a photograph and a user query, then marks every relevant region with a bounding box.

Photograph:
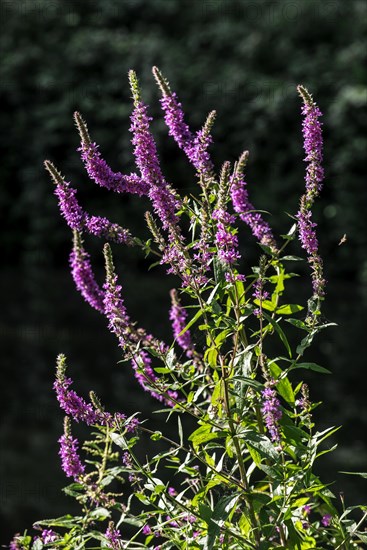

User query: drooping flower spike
[44,160,133,245]
[296,85,326,304]
[103,243,178,406]
[74,111,149,197]
[153,66,215,178]
[230,151,277,251]
[70,230,105,313]
[54,354,132,429]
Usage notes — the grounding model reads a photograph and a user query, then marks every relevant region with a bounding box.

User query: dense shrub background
[1,0,366,544]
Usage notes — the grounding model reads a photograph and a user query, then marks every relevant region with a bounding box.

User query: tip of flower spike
[56,354,67,381]
[89,391,104,411]
[235,151,249,175]
[297,85,315,107]
[103,242,115,280]
[152,66,172,96]
[128,69,141,105]
[73,111,91,147]
[44,160,64,185]
[201,110,216,139]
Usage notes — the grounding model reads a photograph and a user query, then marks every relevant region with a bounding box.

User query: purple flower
[160,91,194,152]
[54,372,99,425]
[296,86,326,301]
[261,384,282,442]
[45,160,133,245]
[169,289,193,357]
[128,73,180,231]
[70,231,105,313]
[155,71,214,176]
[321,514,332,527]
[230,172,276,250]
[41,530,58,544]
[58,422,85,481]
[212,208,240,266]
[131,350,178,407]
[105,523,122,549]
[303,504,312,516]
[299,98,324,199]
[84,215,132,245]
[142,524,152,535]
[9,535,21,549]
[74,111,149,197]
[168,486,177,496]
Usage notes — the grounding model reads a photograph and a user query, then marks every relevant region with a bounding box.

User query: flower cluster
[296,85,326,302]
[261,383,282,442]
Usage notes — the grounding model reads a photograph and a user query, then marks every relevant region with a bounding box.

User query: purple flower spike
[169,289,193,357]
[44,160,133,245]
[54,357,99,425]
[297,86,326,301]
[70,231,105,313]
[129,70,180,231]
[212,208,240,266]
[261,383,282,442]
[75,111,149,197]
[59,418,85,481]
[153,67,214,176]
[105,523,122,549]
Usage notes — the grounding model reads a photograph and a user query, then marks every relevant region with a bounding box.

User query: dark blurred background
[1,0,366,544]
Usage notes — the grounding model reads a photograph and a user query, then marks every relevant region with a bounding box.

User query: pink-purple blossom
[169,289,194,357]
[58,431,85,480]
[212,208,240,266]
[105,524,122,549]
[261,384,282,442]
[230,172,276,250]
[70,232,105,313]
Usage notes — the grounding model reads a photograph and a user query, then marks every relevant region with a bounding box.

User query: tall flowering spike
[103,243,132,348]
[297,85,324,199]
[261,382,282,443]
[296,85,326,302]
[70,230,105,313]
[74,111,149,197]
[45,160,133,245]
[54,354,99,425]
[153,66,215,177]
[230,151,277,251]
[59,416,85,480]
[45,160,86,231]
[129,69,180,230]
[169,289,194,357]
[145,211,166,251]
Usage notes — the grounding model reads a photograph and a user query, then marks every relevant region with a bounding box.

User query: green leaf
[340,471,367,479]
[285,318,309,330]
[178,308,204,337]
[276,304,304,315]
[292,362,331,374]
[263,313,292,358]
[245,431,280,461]
[269,363,294,404]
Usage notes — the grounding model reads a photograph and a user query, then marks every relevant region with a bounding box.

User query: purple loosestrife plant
[11,69,367,550]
